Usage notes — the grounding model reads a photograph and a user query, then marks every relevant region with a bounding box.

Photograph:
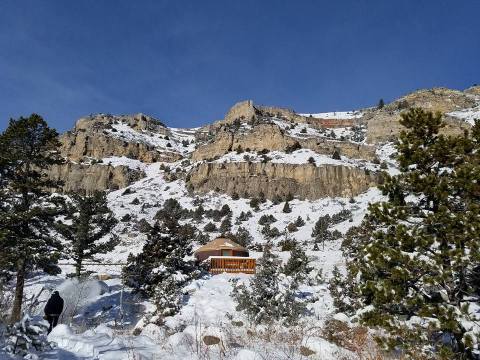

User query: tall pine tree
[340,109,480,358]
[56,191,118,277]
[0,115,64,322]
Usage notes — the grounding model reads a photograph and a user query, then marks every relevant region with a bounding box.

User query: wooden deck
[209,256,256,274]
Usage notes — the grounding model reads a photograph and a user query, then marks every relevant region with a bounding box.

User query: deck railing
[209,256,256,274]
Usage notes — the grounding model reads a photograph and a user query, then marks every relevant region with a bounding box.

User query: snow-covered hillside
[12,138,392,359]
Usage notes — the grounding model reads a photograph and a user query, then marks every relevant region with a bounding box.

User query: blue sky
[0,0,479,132]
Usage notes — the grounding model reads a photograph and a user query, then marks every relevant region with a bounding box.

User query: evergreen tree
[219,215,232,234]
[283,241,312,281]
[234,226,253,247]
[377,98,385,109]
[294,216,305,227]
[56,191,118,277]
[282,201,292,213]
[340,109,480,358]
[232,244,306,325]
[0,115,64,322]
[193,204,204,221]
[123,207,200,316]
[311,214,331,250]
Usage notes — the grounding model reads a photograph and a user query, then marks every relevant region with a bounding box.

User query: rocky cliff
[365,87,476,143]
[47,85,479,197]
[47,162,145,195]
[188,161,378,200]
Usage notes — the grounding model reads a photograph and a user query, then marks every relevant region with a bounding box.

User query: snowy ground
[0,130,394,359]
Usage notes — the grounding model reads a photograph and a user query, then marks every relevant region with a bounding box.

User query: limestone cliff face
[60,130,181,163]
[366,88,475,143]
[47,163,144,195]
[299,138,377,161]
[60,113,183,163]
[192,123,375,162]
[188,162,378,200]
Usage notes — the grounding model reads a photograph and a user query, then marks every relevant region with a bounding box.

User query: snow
[106,122,196,154]
[299,111,363,119]
[215,149,379,172]
[447,105,480,125]
[101,156,146,171]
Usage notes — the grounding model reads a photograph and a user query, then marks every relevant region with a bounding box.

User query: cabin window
[222,249,232,256]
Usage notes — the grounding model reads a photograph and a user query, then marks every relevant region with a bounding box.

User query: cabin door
[221,249,232,256]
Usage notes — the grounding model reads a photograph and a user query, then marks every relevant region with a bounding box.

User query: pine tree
[232,244,306,325]
[0,115,64,322]
[311,214,331,250]
[377,98,385,109]
[234,226,253,247]
[282,201,292,213]
[340,109,480,358]
[56,191,118,277]
[219,215,232,234]
[283,241,312,281]
[123,216,198,299]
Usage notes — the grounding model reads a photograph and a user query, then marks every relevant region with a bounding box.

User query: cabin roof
[194,237,247,253]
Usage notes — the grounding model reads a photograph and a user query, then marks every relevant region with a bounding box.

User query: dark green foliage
[203,222,217,232]
[338,109,480,358]
[195,232,210,245]
[283,241,312,281]
[234,226,253,247]
[219,215,232,234]
[236,211,252,223]
[294,216,305,227]
[219,204,231,217]
[121,213,132,222]
[56,192,118,277]
[249,197,260,210]
[193,204,204,221]
[123,206,200,319]
[155,198,185,224]
[279,233,296,251]
[308,156,315,164]
[282,201,292,213]
[231,245,306,325]
[231,192,240,200]
[377,98,385,109]
[332,150,341,160]
[261,224,281,239]
[258,214,276,225]
[330,209,352,224]
[136,218,152,233]
[0,115,64,322]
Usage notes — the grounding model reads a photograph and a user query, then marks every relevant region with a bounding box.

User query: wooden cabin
[194,237,256,274]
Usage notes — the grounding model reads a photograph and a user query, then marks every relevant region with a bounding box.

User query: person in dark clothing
[44,291,64,334]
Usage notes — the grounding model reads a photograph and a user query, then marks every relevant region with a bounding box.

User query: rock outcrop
[192,123,375,162]
[365,88,475,143]
[60,113,183,163]
[47,163,144,195]
[188,162,378,200]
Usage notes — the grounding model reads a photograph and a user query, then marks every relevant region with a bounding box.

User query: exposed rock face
[192,124,298,161]
[188,162,378,200]
[60,130,181,163]
[47,163,144,195]
[300,138,377,161]
[192,123,375,162]
[60,113,182,163]
[366,88,475,143]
